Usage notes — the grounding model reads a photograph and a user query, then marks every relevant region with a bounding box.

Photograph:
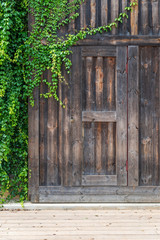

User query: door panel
[81,46,127,186]
[128,46,160,187]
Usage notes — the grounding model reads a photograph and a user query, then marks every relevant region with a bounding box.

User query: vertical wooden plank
[111,0,119,34]
[80,1,87,29]
[101,0,108,25]
[95,57,103,175]
[151,0,159,35]
[140,0,149,35]
[159,47,160,186]
[71,47,82,186]
[28,86,40,202]
[83,122,95,175]
[95,122,102,174]
[116,46,127,186]
[151,47,159,186]
[91,0,96,28]
[86,57,94,110]
[39,72,48,186]
[128,46,139,187]
[58,71,63,187]
[139,49,152,186]
[139,47,159,186]
[120,0,128,35]
[96,57,103,111]
[130,0,138,35]
[104,57,116,175]
[62,68,72,187]
[47,70,59,186]
[28,9,40,202]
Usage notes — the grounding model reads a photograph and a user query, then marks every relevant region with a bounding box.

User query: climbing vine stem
[0,0,137,203]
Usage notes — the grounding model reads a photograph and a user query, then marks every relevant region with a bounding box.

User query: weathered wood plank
[47,70,59,186]
[90,0,96,28]
[83,122,95,175]
[77,36,160,46]
[62,68,72,187]
[71,47,82,186]
[39,72,48,186]
[111,0,119,35]
[152,0,159,35]
[139,47,159,186]
[39,186,160,196]
[116,46,127,186]
[82,46,116,57]
[130,0,138,35]
[95,122,102,174]
[82,175,117,186]
[128,46,139,187]
[82,111,116,122]
[95,56,103,110]
[85,57,94,110]
[101,0,108,26]
[140,0,149,35]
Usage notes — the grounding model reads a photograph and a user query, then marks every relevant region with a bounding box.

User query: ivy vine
[0,0,137,203]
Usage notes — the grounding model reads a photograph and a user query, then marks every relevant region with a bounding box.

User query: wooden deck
[1,209,160,240]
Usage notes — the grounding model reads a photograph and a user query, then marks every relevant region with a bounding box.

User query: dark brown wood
[152,0,159,35]
[71,47,82,186]
[47,70,59,186]
[139,46,159,186]
[77,36,160,46]
[83,122,95,175]
[111,0,119,35]
[116,46,127,186]
[101,0,108,26]
[82,111,116,122]
[82,46,116,57]
[90,0,96,28]
[128,46,139,187]
[131,0,138,35]
[28,86,40,202]
[62,68,72,187]
[39,72,48,186]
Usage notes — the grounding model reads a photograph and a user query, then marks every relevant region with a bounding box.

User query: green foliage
[0,0,137,203]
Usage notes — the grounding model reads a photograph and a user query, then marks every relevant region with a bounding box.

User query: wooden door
[80,46,127,187]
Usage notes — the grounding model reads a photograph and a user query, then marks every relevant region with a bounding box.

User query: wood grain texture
[116,46,127,186]
[82,175,117,186]
[95,57,103,110]
[39,72,48,186]
[71,47,82,186]
[90,0,96,28]
[139,47,159,186]
[82,111,116,122]
[111,0,119,35]
[128,46,139,187]
[47,70,59,186]
[101,0,108,25]
[131,0,138,35]
[28,86,40,202]
[82,46,116,57]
